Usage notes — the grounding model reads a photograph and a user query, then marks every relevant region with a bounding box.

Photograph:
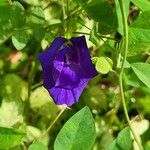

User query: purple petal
[72,78,89,100]
[38,36,98,106]
[71,36,97,78]
[50,87,76,106]
[54,65,80,89]
[38,37,67,89]
[38,37,67,67]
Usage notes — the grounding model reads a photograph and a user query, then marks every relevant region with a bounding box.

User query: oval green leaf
[54,106,96,150]
[107,127,132,150]
[131,0,150,12]
[128,11,150,56]
[116,127,132,150]
[30,7,45,24]
[12,30,29,50]
[131,63,150,88]
[10,1,25,28]
[0,127,25,149]
[29,141,48,150]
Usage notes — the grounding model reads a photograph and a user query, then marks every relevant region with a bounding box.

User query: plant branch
[38,106,67,139]
[119,0,143,150]
[73,31,117,41]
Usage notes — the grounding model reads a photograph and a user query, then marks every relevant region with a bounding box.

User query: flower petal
[38,37,67,89]
[55,64,80,89]
[71,36,97,78]
[38,37,67,68]
[50,87,76,106]
[72,78,89,101]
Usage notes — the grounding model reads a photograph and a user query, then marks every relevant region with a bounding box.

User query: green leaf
[90,0,117,34]
[54,106,96,150]
[115,0,130,35]
[9,145,23,150]
[10,1,25,28]
[145,141,150,150]
[107,140,120,150]
[78,0,118,34]
[107,127,132,150]
[32,25,45,42]
[0,1,12,45]
[131,63,150,88]
[29,141,48,150]
[131,0,150,11]
[30,87,59,117]
[0,127,25,149]
[12,30,29,50]
[95,57,113,74]
[116,127,132,150]
[128,11,150,56]
[1,74,28,102]
[0,74,27,127]
[0,101,24,127]
[138,96,150,114]
[30,7,45,24]
[44,2,62,20]
[0,22,12,45]
[0,0,11,22]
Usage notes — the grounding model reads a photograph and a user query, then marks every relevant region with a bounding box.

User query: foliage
[0,0,150,149]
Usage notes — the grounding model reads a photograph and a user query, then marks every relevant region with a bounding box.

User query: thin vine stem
[119,0,143,150]
[73,31,117,41]
[38,106,67,139]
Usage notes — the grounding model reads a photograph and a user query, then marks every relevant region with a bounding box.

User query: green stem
[38,106,67,139]
[73,31,117,41]
[61,0,66,19]
[119,0,143,150]
[31,81,43,90]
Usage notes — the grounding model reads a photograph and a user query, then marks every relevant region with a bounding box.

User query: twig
[38,106,67,139]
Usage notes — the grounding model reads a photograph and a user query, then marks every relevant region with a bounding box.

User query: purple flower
[38,36,97,106]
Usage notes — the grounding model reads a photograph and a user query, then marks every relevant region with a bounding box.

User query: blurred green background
[0,0,150,149]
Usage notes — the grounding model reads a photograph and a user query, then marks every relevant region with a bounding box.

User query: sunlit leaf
[30,87,59,117]
[0,74,27,127]
[117,127,132,150]
[131,0,150,11]
[107,127,132,150]
[128,11,150,56]
[12,30,29,50]
[0,127,25,149]
[29,141,48,150]
[30,7,45,24]
[131,63,150,88]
